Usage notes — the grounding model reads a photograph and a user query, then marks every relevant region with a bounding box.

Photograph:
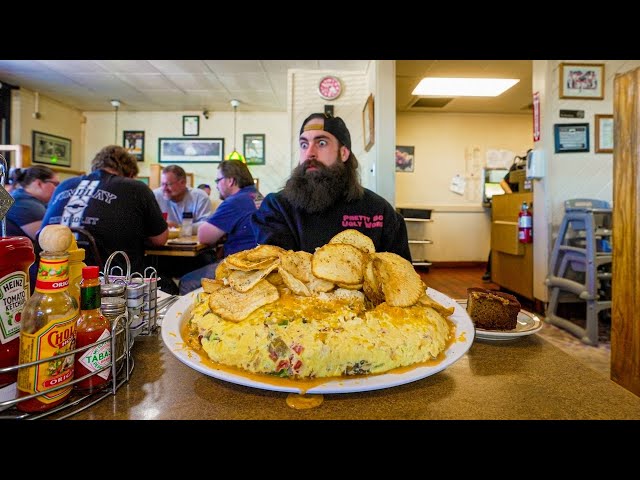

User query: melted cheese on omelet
[188,291,450,379]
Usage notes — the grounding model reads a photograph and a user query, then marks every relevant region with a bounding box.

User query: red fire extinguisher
[518,202,533,243]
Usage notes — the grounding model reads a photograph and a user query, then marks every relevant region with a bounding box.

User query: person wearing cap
[251,113,411,260]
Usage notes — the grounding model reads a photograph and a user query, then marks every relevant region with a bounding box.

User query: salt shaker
[181,211,193,237]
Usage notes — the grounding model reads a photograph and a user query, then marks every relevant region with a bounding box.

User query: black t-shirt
[41,170,167,273]
[251,188,412,262]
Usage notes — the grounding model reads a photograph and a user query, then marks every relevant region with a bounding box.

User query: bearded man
[251,113,411,261]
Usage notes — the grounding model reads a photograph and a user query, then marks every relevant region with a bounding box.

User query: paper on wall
[486,149,514,169]
[449,174,465,195]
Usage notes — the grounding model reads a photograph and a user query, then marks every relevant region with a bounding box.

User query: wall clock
[318,76,342,101]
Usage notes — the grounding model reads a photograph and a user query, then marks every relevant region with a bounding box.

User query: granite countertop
[70,332,640,420]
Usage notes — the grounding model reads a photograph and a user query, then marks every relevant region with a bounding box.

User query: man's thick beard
[281,159,348,213]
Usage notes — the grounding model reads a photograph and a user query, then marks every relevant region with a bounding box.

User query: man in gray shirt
[153,164,212,233]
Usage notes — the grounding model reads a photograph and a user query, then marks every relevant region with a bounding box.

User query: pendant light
[225,99,246,162]
[110,99,121,144]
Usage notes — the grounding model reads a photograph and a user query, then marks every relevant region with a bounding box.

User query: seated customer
[6,165,60,291]
[41,145,168,274]
[179,160,259,294]
[153,165,212,232]
[197,183,211,196]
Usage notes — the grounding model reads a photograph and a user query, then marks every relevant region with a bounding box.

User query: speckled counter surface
[70,333,640,420]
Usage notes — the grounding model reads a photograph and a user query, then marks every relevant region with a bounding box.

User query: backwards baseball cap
[300,113,351,150]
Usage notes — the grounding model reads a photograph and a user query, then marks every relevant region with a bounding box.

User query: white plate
[161,287,474,394]
[457,300,543,341]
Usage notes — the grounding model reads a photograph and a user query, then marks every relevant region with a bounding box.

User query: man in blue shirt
[179,160,260,294]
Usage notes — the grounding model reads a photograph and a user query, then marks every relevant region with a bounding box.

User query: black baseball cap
[299,113,351,150]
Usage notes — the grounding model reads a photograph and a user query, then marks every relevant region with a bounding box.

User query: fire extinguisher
[518,202,533,243]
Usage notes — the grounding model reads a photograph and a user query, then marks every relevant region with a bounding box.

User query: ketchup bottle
[74,266,112,392]
[0,237,35,387]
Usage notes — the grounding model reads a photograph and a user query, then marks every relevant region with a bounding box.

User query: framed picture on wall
[554,123,590,153]
[559,63,605,100]
[363,94,375,151]
[123,130,145,162]
[595,114,613,153]
[243,134,265,165]
[158,138,224,163]
[395,145,414,172]
[32,131,72,167]
[183,115,200,136]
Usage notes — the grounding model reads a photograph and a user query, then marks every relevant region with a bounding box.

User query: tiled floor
[419,266,612,378]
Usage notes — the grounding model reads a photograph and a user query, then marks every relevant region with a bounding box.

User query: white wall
[11,89,85,170]
[532,59,640,301]
[83,110,289,196]
[396,112,532,262]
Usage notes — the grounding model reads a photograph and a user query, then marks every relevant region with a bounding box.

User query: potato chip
[228,262,279,293]
[374,252,423,307]
[280,251,314,282]
[215,259,231,280]
[208,279,279,322]
[363,258,384,305]
[245,244,286,262]
[312,244,365,285]
[417,294,455,318]
[226,253,280,272]
[201,278,225,294]
[265,270,284,286]
[306,276,334,293]
[329,229,375,254]
[278,266,311,296]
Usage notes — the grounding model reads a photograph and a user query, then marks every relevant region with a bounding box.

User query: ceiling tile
[118,74,177,89]
[165,74,225,90]
[203,60,264,74]
[148,60,210,74]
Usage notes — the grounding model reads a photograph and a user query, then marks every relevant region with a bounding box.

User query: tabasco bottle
[74,266,111,392]
[17,225,79,413]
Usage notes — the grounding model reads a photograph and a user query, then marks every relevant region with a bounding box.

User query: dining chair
[69,226,103,269]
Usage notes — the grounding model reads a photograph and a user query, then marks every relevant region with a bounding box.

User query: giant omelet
[185,229,455,379]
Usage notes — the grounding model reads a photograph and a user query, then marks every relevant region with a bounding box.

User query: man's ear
[340,146,350,162]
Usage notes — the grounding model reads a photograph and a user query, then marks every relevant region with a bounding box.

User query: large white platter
[161,287,474,394]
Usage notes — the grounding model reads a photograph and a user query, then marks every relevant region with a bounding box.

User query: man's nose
[303,145,317,160]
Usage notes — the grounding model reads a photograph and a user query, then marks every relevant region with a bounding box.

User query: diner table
[71,322,640,420]
[144,235,214,258]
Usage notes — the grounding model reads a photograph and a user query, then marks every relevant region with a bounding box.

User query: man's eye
[318,140,328,147]
[300,142,308,149]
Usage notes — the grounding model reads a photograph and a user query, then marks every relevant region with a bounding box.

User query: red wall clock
[318,76,342,100]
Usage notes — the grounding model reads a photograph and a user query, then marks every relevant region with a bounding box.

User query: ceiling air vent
[411,97,454,108]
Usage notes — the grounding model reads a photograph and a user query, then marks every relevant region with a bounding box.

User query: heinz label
[0,271,28,345]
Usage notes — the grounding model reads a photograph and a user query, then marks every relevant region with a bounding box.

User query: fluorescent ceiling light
[412,77,520,97]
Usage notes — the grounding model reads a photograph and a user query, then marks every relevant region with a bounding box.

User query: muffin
[466,287,520,330]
